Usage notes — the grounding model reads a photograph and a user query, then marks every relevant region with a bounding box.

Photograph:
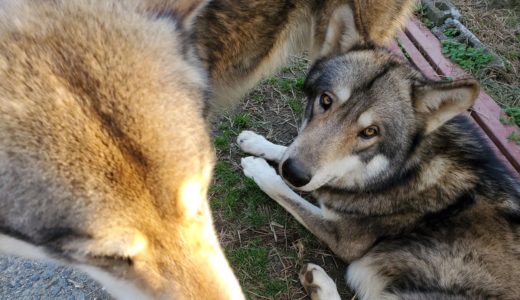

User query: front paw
[237,130,270,157]
[300,263,340,300]
[240,156,282,190]
[241,156,277,180]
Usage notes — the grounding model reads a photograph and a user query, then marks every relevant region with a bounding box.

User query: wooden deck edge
[386,40,405,59]
[402,18,520,174]
[396,31,439,80]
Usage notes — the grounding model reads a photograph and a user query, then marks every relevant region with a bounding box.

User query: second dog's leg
[237,131,287,163]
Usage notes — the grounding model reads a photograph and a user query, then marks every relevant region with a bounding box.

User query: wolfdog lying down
[238,38,520,300]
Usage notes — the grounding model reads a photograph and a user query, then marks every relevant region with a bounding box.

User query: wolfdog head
[0,0,243,299]
[279,48,478,192]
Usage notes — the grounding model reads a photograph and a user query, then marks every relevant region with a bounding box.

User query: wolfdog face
[279,48,478,193]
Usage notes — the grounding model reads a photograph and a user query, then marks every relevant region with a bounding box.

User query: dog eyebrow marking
[358,111,374,128]
[336,87,352,104]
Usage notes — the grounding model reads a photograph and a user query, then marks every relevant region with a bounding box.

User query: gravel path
[0,255,112,299]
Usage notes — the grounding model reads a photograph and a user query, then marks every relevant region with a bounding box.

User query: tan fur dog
[0,0,243,299]
[193,0,417,109]
[238,16,520,300]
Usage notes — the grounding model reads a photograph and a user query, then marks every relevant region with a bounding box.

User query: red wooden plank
[404,18,520,174]
[471,94,520,171]
[404,19,467,79]
[465,112,520,179]
[396,31,439,80]
[386,40,406,59]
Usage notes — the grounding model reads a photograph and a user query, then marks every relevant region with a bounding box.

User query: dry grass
[209,56,353,300]
[451,0,520,107]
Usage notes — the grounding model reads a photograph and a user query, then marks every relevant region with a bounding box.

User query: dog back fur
[193,0,417,109]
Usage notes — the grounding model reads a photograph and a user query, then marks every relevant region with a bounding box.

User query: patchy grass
[502,107,520,142]
[444,27,460,38]
[288,98,305,115]
[233,112,254,129]
[210,56,351,299]
[449,0,520,109]
[266,76,306,94]
[227,240,288,298]
[415,3,435,29]
[507,131,520,145]
[441,40,493,72]
[504,107,520,127]
[252,94,266,104]
[213,122,233,152]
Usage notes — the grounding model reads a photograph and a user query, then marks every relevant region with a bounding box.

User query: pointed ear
[413,79,479,134]
[319,5,363,58]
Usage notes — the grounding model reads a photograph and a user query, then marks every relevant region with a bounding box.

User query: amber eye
[360,126,379,139]
[319,93,333,110]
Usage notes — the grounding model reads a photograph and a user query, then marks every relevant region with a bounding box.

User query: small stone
[67,279,85,289]
[50,286,62,297]
[61,268,73,277]
[30,274,40,281]
[0,261,7,271]
[41,272,51,280]
[421,0,460,26]
[73,293,86,300]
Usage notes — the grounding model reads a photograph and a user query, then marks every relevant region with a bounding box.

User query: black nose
[281,158,311,187]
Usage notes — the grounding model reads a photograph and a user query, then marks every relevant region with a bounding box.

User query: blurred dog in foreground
[0,0,243,299]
